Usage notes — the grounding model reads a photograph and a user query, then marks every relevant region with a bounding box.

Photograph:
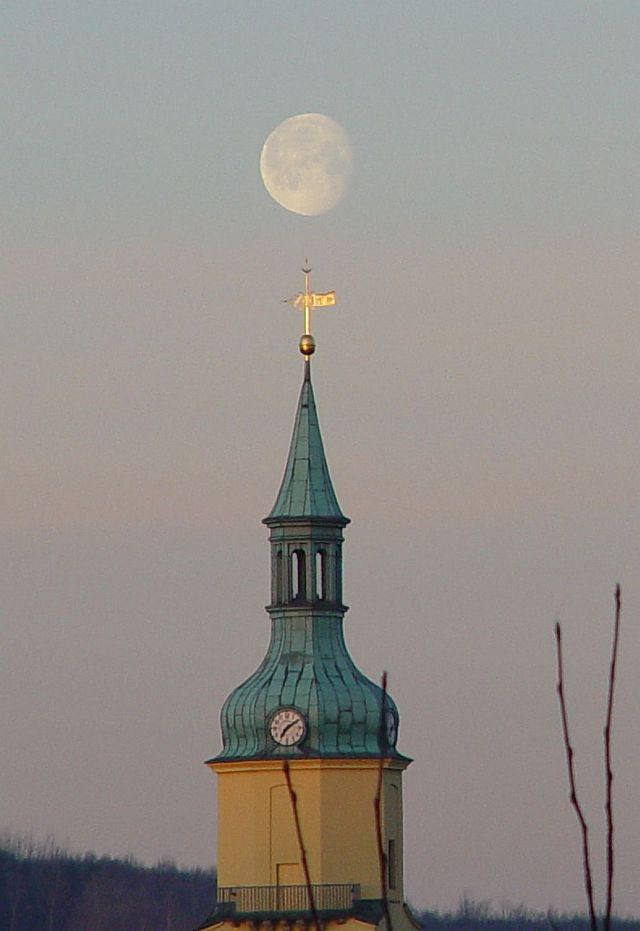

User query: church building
[198,270,417,931]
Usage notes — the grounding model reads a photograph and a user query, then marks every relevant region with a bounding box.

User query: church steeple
[267,363,346,523]
[201,267,415,931]
[215,357,405,761]
[264,362,348,612]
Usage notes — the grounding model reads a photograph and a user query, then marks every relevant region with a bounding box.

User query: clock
[269,708,307,747]
[385,710,397,747]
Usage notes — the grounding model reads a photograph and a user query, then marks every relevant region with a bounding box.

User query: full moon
[259,113,353,216]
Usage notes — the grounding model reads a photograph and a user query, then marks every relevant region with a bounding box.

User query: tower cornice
[265,602,349,616]
[263,514,350,528]
[207,756,411,773]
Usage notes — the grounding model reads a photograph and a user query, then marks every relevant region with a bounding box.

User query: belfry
[198,269,417,931]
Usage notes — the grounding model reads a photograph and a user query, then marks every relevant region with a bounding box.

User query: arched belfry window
[276,549,284,603]
[291,549,306,600]
[315,549,326,600]
[388,839,397,890]
[336,546,343,602]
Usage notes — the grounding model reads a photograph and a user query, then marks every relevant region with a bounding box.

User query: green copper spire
[267,364,347,522]
[212,268,408,766]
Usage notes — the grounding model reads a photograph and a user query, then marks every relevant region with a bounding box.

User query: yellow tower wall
[210,757,408,903]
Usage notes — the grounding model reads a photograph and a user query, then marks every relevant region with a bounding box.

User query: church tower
[199,269,416,931]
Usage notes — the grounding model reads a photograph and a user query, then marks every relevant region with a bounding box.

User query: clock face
[385,710,397,747]
[269,708,307,747]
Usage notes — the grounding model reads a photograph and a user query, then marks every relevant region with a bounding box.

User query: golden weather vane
[282,261,336,358]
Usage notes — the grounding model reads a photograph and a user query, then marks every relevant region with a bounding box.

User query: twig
[555,622,598,931]
[374,671,393,931]
[604,585,621,931]
[283,760,321,931]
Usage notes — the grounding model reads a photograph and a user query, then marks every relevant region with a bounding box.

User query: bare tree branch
[555,622,597,931]
[604,584,621,931]
[374,671,393,931]
[283,760,321,931]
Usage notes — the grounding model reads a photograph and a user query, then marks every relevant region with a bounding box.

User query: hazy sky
[2,0,639,917]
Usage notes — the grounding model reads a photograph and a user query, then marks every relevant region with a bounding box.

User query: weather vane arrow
[282,261,336,358]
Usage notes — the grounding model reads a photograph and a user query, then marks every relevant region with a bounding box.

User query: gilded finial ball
[299,334,316,356]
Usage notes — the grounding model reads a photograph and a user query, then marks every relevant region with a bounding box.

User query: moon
[259,113,353,216]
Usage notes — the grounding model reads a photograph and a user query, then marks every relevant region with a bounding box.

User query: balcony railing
[217,883,361,914]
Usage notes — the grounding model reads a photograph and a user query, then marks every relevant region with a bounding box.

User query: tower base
[197,900,420,931]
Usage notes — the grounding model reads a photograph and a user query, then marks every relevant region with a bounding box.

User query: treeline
[417,899,640,931]
[3,835,640,931]
[0,833,215,931]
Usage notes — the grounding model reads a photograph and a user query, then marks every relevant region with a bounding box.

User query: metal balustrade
[217,883,360,913]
